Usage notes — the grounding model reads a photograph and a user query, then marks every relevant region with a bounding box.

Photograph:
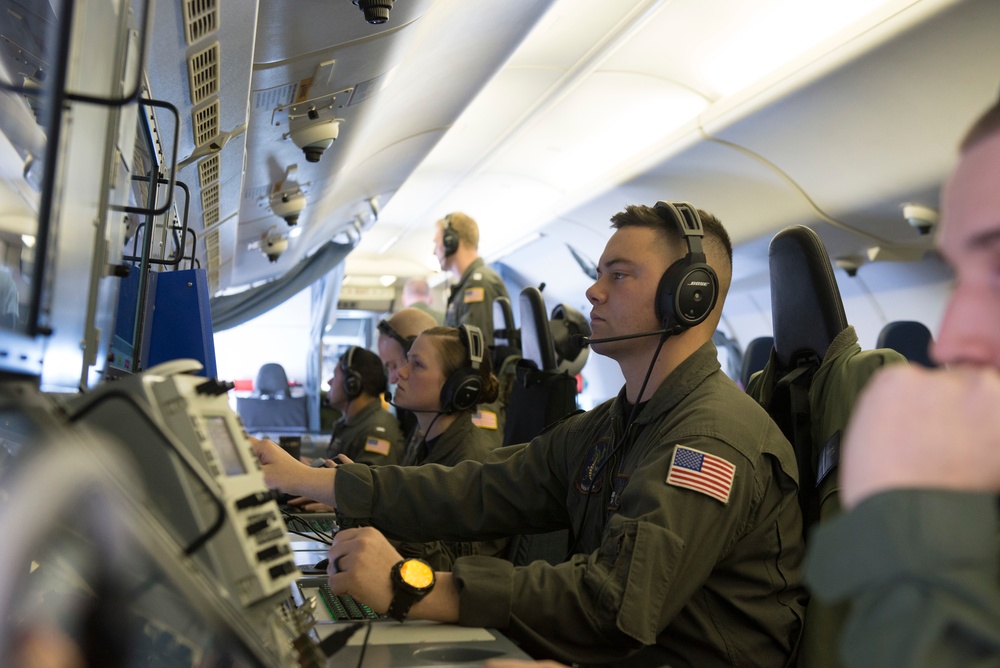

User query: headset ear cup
[442,222,459,257]
[440,373,482,413]
[341,348,363,399]
[656,261,719,331]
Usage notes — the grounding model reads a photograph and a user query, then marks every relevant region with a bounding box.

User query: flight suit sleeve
[450,435,795,663]
[805,490,1000,668]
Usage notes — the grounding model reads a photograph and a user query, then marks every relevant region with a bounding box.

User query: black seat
[745,225,906,668]
[876,320,935,367]
[503,287,582,566]
[740,335,773,389]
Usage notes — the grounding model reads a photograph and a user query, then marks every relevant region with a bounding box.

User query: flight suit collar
[340,397,381,425]
[611,340,722,427]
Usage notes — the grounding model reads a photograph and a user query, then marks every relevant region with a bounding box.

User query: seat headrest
[549,303,590,375]
[519,287,557,371]
[740,336,774,389]
[877,320,936,367]
[492,296,519,349]
[255,362,291,398]
[769,226,848,370]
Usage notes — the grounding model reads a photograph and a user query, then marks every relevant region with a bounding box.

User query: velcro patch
[365,437,391,456]
[471,410,498,430]
[666,446,735,504]
[463,287,485,303]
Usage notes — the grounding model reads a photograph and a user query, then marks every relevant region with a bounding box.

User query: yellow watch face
[399,559,434,588]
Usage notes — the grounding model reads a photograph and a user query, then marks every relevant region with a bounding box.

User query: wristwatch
[388,558,435,621]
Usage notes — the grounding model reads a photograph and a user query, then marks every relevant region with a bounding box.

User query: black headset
[340,346,364,399]
[377,319,416,354]
[439,324,485,413]
[441,214,459,257]
[652,201,719,334]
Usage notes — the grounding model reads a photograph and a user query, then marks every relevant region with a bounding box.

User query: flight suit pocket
[608,520,685,645]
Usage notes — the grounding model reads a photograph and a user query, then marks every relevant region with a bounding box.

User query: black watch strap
[387,589,420,622]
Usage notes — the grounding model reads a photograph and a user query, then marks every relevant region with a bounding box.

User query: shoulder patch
[666,445,735,504]
[463,287,485,303]
[364,437,391,456]
[471,410,498,430]
[471,272,483,281]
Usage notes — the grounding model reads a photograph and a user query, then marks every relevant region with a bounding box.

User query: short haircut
[341,347,388,397]
[609,204,733,271]
[435,212,480,250]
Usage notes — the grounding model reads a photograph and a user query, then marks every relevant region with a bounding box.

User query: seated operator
[252,202,806,665]
[379,307,502,458]
[323,346,403,466]
[803,99,1000,665]
[377,307,438,463]
[386,324,509,569]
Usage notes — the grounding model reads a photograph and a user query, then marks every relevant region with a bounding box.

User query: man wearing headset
[433,212,511,349]
[324,346,403,466]
[253,203,805,666]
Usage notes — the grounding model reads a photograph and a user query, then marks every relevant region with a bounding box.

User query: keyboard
[283,511,339,536]
[318,582,391,622]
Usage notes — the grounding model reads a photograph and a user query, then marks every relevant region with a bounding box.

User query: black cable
[356,621,373,668]
[569,333,669,554]
[67,389,227,557]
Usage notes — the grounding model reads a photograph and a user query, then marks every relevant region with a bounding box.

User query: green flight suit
[336,342,807,666]
[806,490,1000,667]
[325,399,403,466]
[445,257,510,348]
[394,412,509,571]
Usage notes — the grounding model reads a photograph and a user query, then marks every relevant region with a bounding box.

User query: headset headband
[378,319,414,354]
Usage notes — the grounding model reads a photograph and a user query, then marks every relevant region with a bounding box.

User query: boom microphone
[571,329,671,348]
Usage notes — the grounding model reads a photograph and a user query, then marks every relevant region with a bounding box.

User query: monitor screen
[204,416,246,476]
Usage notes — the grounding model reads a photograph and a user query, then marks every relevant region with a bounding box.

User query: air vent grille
[188,42,220,105]
[201,182,220,210]
[183,0,218,45]
[192,99,220,147]
[202,205,220,229]
[198,155,219,187]
[204,227,221,293]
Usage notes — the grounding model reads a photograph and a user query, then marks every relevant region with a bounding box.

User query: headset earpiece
[441,214,459,257]
[653,201,719,334]
[340,346,364,399]
[439,324,484,413]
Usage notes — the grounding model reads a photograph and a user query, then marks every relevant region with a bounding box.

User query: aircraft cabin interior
[0,0,997,665]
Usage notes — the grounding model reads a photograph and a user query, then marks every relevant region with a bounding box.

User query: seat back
[746,226,906,668]
[503,288,581,566]
[255,363,291,399]
[877,320,935,367]
[740,335,773,389]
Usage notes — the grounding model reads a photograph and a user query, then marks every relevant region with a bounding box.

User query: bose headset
[441,213,459,257]
[652,201,720,335]
[339,346,364,399]
[438,324,485,413]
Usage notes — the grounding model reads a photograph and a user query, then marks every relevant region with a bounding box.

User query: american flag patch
[463,287,485,303]
[666,446,735,504]
[364,437,391,456]
[471,410,498,430]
